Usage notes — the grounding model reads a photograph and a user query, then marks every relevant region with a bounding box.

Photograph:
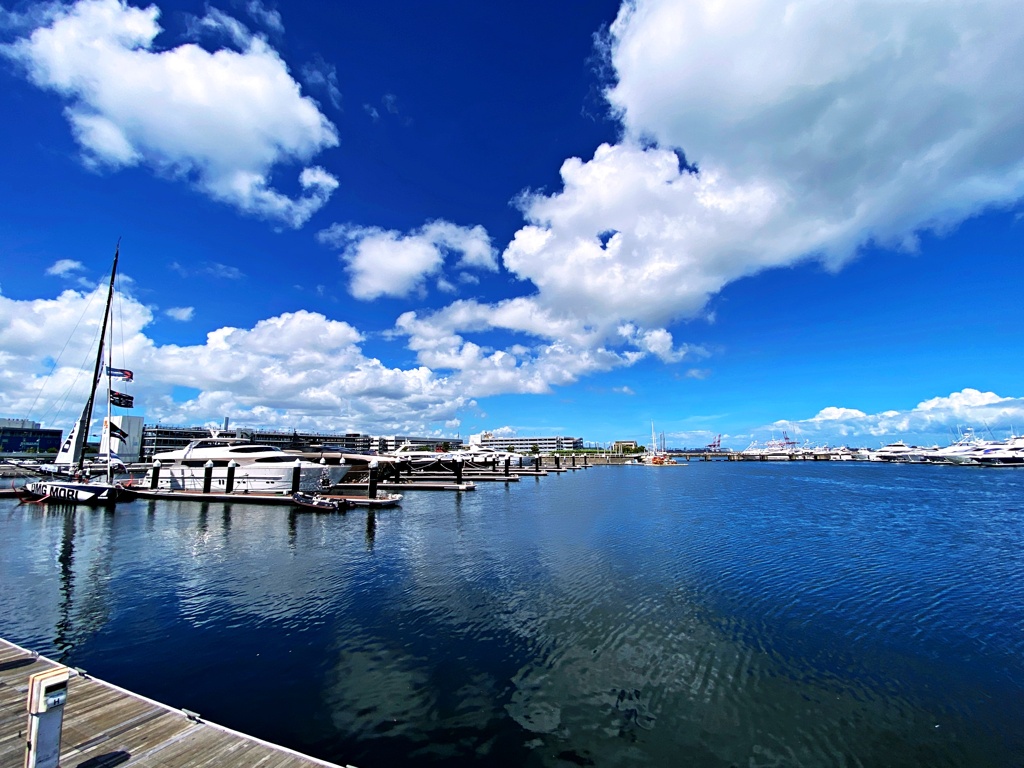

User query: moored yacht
[145,438,348,493]
[385,441,460,468]
[971,436,1024,466]
[459,444,523,465]
[924,433,991,465]
[868,441,918,462]
[741,432,799,460]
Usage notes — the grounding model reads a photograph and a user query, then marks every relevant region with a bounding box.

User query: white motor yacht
[459,444,524,465]
[972,436,1024,467]
[868,442,918,462]
[145,438,348,493]
[926,434,991,465]
[386,441,461,468]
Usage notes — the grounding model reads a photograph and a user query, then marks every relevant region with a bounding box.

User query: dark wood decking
[0,638,352,768]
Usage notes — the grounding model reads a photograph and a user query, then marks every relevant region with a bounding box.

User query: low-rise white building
[470,432,583,453]
[374,435,464,453]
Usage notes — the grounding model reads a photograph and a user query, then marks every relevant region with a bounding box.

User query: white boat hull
[22,480,129,505]
[144,463,348,493]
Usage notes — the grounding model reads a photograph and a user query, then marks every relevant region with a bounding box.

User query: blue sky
[1,0,1023,450]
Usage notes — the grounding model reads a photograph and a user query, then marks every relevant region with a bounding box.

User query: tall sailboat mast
[75,243,119,476]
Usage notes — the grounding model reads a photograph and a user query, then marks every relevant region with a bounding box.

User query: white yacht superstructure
[386,441,460,468]
[459,444,523,464]
[145,438,348,493]
[868,442,919,462]
[971,436,1024,466]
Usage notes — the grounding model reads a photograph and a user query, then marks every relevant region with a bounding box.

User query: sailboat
[638,421,676,465]
[19,244,135,506]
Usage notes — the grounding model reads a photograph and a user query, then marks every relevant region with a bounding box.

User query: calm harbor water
[2,462,1022,767]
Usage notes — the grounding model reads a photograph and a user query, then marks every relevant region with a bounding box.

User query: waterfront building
[374,435,465,453]
[0,419,62,453]
[469,432,584,453]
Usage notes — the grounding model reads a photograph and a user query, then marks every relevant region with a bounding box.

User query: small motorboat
[292,491,352,512]
[349,491,403,508]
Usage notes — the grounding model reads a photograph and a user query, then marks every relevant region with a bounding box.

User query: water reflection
[287,507,298,549]
[196,501,210,535]
[366,510,376,549]
[54,508,75,660]
[39,506,119,663]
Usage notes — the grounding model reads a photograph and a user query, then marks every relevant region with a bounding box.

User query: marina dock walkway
[0,638,351,768]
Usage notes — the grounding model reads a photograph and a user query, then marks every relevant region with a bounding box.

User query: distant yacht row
[741,431,1024,466]
[861,434,1024,466]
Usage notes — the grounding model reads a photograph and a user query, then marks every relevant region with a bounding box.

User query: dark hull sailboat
[18,244,135,506]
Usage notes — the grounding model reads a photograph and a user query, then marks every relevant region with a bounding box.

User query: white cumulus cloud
[496,0,1024,343]
[245,0,284,35]
[0,279,479,435]
[390,0,1024,402]
[3,0,339,227]
[165,306,194,322]
[767,389,1024,445]
[318,220,497,300]
[45,259,84,276]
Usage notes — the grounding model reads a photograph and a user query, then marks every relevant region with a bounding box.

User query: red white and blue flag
[106,367,134,382]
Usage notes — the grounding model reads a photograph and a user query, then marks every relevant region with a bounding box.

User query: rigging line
[27,283,104,422]
[40,328,101,432]
[113,266,126,373]
[113,236,129,379]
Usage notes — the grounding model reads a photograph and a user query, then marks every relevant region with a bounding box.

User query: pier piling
[367,461,378,499]
[202,460,214,494]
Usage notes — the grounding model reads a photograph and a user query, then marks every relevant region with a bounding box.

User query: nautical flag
[110,390,134,408]
[106,420,129,442]
[106,367,134,382]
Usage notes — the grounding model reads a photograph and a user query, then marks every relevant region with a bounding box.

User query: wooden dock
[0,637,351,768]
[402,471,519,482]
[131,488,424,506]
[327,480,475,493]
